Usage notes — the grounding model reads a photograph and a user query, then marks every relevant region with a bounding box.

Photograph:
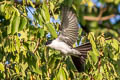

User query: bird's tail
[71,42,92,72]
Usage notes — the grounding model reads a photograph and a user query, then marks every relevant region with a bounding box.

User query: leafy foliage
[0,0,120,79]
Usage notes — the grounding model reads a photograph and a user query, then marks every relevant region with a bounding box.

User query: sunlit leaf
[7,13,15,34]
[46,23,57,38]
[111,39,119,51]
[31,65,42,75]
[39,28,45,38]
[15,65,19,74]
[42,2,50,23]
[0,63,4,72]
[38,13,43,26]
[89,51,98,64]
[19,16,27,31]
[55,67,67,80]
[88,32,99,56]
[11,12,20,34]
[27,0,35,8]
[0,4,5,13]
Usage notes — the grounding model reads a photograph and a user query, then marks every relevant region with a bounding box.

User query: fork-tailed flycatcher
[46,7,92,72]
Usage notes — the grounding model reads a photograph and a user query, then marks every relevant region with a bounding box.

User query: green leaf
[15,65,19,74]
[7,25,12,35]
[46,23,57,38]
[64,0,73,7]
[7,13,15,34]
[19,16,27,31]
[65,57,76,71]
[0,4,5,13]
[48,55,56,69]
[0,63,4,72]
[77,28,82,37]
[31,64,42,75]
[39,28,45,38]
[111,39,119,51]
[27,0,35,8]
[88,32,99,56]
[11,12,20,34]
[115,0,120,4]
[42,3,50,23]
[109,29,119,37]
[50,2,55,16]
[73,0,82,7]
[41,9,47,21]
[89,51,98,64]
[88,32,99,64]
[55,67,67,80]
[21,63,28,77]
[38,13,43,26]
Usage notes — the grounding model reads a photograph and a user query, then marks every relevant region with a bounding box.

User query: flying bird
[46,7,92,72]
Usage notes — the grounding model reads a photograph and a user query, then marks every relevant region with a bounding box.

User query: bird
[46,7,92,72]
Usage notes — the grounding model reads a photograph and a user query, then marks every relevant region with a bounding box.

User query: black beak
[45,40,52,45]
[45,42,48,45]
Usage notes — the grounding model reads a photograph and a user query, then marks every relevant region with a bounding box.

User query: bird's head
[45,40,52,47]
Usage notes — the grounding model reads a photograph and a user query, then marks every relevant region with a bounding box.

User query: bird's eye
[45,40,52,45]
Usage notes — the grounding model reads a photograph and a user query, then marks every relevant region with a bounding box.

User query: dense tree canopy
[0,0,120,79]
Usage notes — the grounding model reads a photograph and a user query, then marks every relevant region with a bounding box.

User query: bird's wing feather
[58,7,79,47]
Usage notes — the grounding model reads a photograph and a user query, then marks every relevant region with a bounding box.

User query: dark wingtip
[71,56,85,72]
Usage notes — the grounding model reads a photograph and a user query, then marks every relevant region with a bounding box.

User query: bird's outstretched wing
[58,7,79,47]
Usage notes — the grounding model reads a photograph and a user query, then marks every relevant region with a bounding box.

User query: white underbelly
[49,39,81,55]
[51,41,72,54]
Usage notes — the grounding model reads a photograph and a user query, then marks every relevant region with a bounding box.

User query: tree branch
[98,7,107,19]
[84,7,115,21]
[33,38,40,53]
[84,14,115,21]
